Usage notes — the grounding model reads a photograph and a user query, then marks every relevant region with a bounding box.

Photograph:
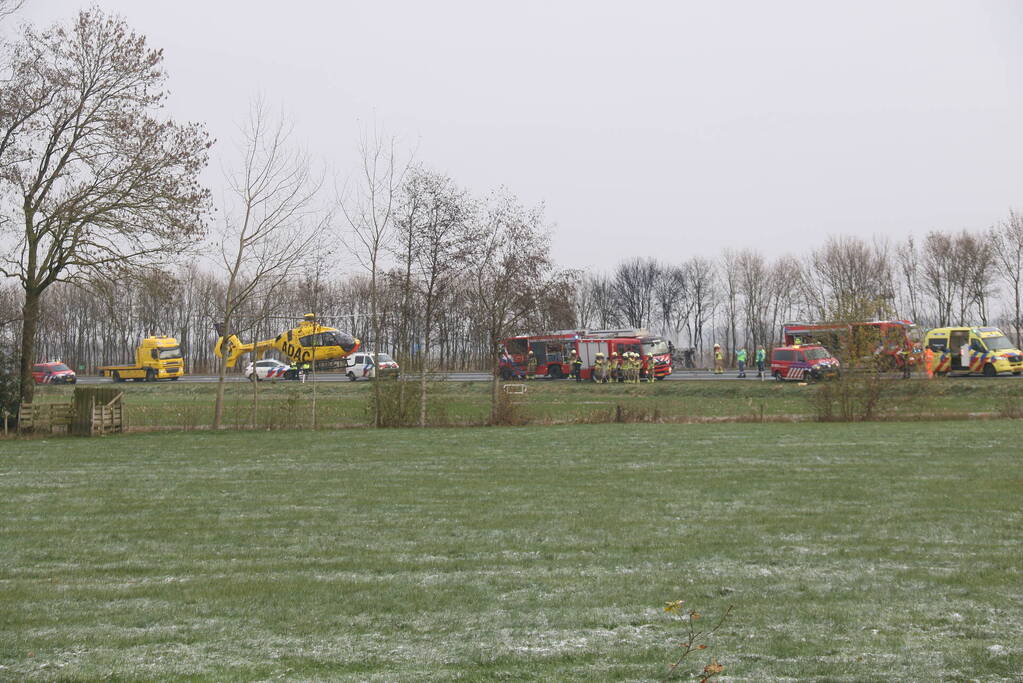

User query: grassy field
[2,421,1021,680]
[26,374,1023,429]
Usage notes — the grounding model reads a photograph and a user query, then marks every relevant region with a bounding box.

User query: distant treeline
[3,211,1021,372]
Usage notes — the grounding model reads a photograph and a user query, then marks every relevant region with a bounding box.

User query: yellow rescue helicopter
[215,313,360,370]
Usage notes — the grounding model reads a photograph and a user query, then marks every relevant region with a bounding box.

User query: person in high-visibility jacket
[570,349,583,382]
[526,350,537,380]
[713,344,724,374]
[736,347,748,378]
[645,355,657,382]
[924,346,935,379]
[593,352,607,383]
[755,346,766,378]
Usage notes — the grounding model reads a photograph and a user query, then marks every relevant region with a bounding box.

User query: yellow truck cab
[99,336,186,382]
[924,327,1023,377]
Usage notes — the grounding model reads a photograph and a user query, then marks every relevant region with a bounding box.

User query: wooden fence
[19,387,125,436]
[17,402,73,434]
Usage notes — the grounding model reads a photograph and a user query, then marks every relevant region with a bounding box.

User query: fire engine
[782,320,920,370]
[499,329,673,380]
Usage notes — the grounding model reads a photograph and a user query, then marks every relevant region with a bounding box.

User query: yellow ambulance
[923,327,1023,376]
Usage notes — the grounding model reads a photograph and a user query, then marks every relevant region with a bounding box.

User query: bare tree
[0,9,212,403]
[806,236,893,321]
[684,256,716,358]
[339,126,407,427]
[396,167,474,427]
[612,258,658,328]
[719,249,740,362]
[921,231,957,326]
[894,236,922,324]
[994,209,1023,345]
[212,100,325,429]
[468,189,558,423]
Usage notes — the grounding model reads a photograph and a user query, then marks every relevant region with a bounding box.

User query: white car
[243,359,296,381]
[345,352,400,381]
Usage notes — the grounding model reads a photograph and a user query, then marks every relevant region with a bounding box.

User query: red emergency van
[770,345,840,381]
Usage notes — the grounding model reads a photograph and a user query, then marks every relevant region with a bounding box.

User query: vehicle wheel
[145,369,156,382]
[347,371,357,382]
[112,371,123,383]
[773,371,783,381]
[983,363,997,378]
[548,365,563,379]
[1013,371,1021,376]
[170,376,179,381]
[500,367,512,380]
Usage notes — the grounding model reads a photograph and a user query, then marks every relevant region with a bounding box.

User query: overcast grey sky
[16,1,1023,271]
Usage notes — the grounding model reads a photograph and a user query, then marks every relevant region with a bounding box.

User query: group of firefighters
[522,349,657,382]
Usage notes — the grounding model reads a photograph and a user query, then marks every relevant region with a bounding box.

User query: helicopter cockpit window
[300,331,357,351]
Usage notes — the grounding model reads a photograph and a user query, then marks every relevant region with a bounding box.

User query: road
[74,369,1018,385]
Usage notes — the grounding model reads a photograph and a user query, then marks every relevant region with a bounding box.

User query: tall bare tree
[339,126,407,427]
[396,167,474,427]
[0,9,212,403]
[994,209,1023,345]
[212,100,325,429]
[612,258,658,328]
[468,189,558,423]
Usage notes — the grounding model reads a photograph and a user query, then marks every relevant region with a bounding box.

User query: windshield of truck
[642,339,669,356]
[982,335,1015,351]
[157,346,181,360]
[804,347,830,360]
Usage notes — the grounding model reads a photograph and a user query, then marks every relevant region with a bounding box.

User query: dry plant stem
[663,604,733,682]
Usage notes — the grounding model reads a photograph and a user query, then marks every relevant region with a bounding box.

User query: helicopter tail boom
[214,334,251,368]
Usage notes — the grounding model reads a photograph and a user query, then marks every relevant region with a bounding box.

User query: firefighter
[593,352,606,383]
[736,347,747,378]
[526,350,537,380]
[645,355,657,382]
[713,344,724,374]
[630,352,641,383]
[755,346,766,378]
[610,351,621,382]
[570,349,583,381]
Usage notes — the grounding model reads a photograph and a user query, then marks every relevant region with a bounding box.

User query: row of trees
[573,214,1023,362]
[7,211,1023,378]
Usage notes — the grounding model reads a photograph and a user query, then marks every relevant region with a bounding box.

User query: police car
[343,352,400,381]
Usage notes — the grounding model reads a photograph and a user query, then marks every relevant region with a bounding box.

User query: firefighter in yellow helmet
[526,349,537,380]
[570,348,583,382]
[593,352,606,383]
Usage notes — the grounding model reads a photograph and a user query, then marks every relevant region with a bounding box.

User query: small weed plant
[662,600,733,682]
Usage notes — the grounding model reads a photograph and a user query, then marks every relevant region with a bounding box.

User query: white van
[343,352,400,381]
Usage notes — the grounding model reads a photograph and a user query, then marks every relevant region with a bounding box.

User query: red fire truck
[499,329,673,380]
[781,320,920,370]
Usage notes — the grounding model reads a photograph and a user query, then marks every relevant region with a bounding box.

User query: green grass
[27,375,1023,429]
[2,421,1021,680]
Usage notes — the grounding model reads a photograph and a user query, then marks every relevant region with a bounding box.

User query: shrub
[0,348,19,430]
